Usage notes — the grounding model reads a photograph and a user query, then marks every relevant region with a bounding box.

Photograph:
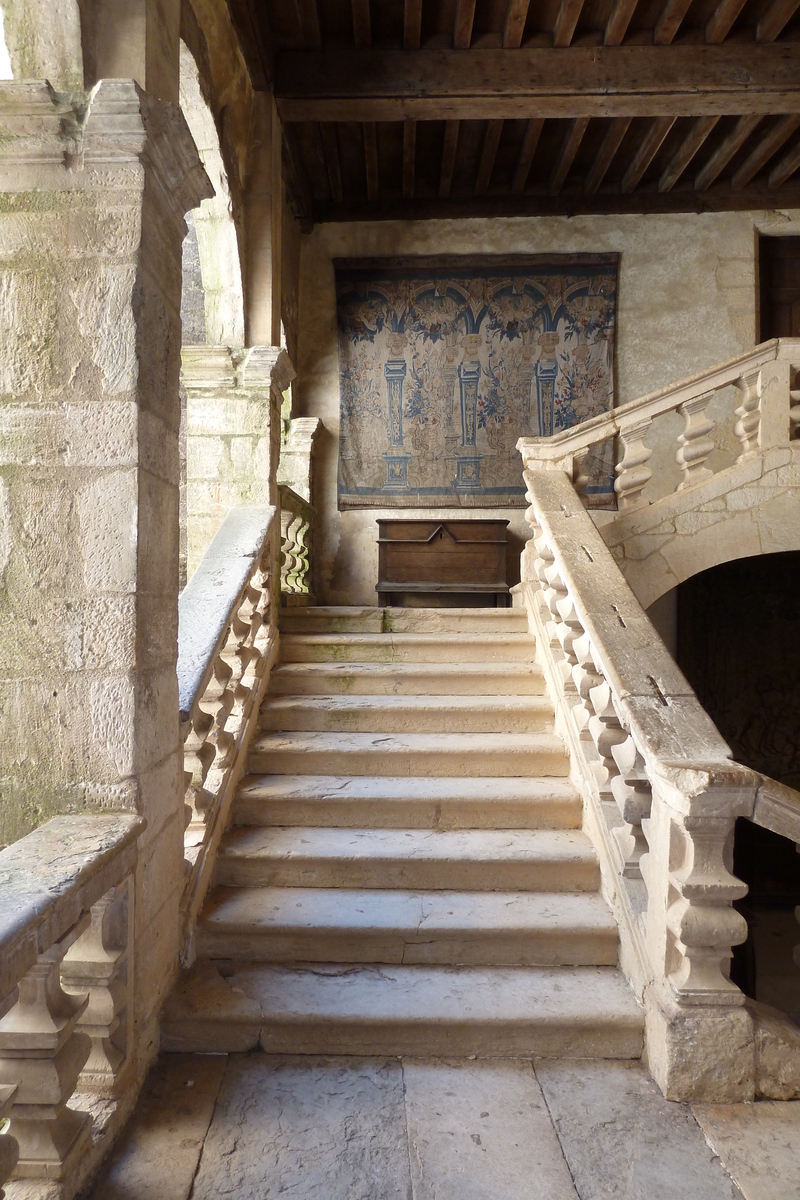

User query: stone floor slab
[693,1102,800,1200]
[86,1053,227,1200]
[535,1058,743,1200]
[189,1054,412,1200]
[403,1058,579,1200]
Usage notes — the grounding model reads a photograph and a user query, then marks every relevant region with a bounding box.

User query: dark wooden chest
[376,518,509,605]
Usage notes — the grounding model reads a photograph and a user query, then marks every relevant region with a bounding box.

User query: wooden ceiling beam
[454,0,477,48]
[511,117,543,193]
[475,120,504,194]
[705,0,748,43]
[403,118,416,198]
[225,0,275,89]
[585,116,631,192]
[503,0,531,48]
[364,121,379,200]
[757,0,800,41]
[296,0,322,49]
[731,113,800,187]
[549,117,589,193]
[604,0,638,45]
[404,0,423,49]
[694,114,761,188]
[319,123,343,201]
[621,114,675,190]
[553,0,585,47]
[275,46,800,121]
[352,0,371,48]
[439,119,460,197]
[769,136,800,185]
[658,115,719,190]
[281,123,315,227]
[654,0,693,44]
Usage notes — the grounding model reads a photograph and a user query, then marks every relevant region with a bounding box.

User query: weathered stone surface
[86,1053,227,1200]
[694,1101,800,1200]
[536,1058,744,1199]
[746,999,800,1100]
[189,1054,412,1200]
[404,1058,579,1200]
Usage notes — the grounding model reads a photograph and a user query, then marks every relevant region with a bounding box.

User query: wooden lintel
[621,115,676,191]
[282,123,315,228]
[440,119,460,197]
[297,0,322,49]
[654,0,694,44]
[320,122,343,201]
[454,0,477,48]
[732,114,800,188]
[475,120,504,194]
[549,117,589,193]
[225,0,274,89]
[658,115,719,191]
[403,118,416,198]
[705,0,748,43]
[605,0,638,45]
[275,45,800,122]
[404,0,423,49]
[585,117,631,193]
[364,121,379,200]
[352,0,371,48]
[694,114,761,189]
[757,0,800,41]
[553,0,585,47]
[503,0,531,48]
[512,117,544,193]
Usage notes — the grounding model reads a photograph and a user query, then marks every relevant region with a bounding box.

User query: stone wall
[297,210,800,606]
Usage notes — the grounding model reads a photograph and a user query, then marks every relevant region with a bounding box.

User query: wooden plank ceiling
[230,0,800,224]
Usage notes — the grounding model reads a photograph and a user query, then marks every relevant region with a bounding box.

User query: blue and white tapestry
[335,255,619,509]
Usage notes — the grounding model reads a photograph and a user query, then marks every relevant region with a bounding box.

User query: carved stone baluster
[610,733,652,878]
[571,631,603,735]
[554,594,583,695]
[733,369,762,459]
[666,816,749,1001]
[183,709,215,841]
[573,450,592,502]
[790,387,800,441]
[61,882,132,1097]
[586,676,628,795]
[198,654,236,777]
[676,392,715,489]
[0,1085,18,1199]
[0,921,92,1182]
[615,418,653,511]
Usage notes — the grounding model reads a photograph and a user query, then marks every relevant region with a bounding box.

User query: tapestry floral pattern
[335,255,619,509]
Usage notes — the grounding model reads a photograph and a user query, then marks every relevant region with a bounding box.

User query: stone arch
[179,38,245,348]
[610,448,800,610]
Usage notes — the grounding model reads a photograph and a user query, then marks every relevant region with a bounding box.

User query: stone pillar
[79,0,181,103]
[181,345,296,579]
[244,93,283,348]
[0,81,212,1069]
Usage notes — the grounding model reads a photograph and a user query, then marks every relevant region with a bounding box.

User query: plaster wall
[297,210,800,606]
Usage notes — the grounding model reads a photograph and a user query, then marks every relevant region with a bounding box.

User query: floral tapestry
[335,254,619,509]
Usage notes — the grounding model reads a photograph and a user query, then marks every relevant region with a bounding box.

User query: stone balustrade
[177,505,279,957]
[517,468,762,1101]
[518,338,800,513]
[0,815,144,1200]
[279,484,316,603]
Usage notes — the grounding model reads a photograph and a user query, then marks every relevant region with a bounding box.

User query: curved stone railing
[177,505,279,957]
[517,467,762,1102]
[279,483,315,602]
[519,338,800,512]
[0,814,144,1199]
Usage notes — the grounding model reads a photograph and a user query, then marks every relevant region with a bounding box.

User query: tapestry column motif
[535,331,561,437]
[382,333,411,489]
[455,333,483,490]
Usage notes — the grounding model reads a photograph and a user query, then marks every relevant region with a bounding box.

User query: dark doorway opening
[759,234,800,340]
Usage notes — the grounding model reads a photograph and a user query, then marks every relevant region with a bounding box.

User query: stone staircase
[161,606,643,1058]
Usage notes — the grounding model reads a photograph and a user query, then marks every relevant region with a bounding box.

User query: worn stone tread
[269,660,546,695]
[259,692,555,734]
[280,632,534,664]
[279,606,530,634]
[233,774,582,830]
[213,826,599,891]
[197,886,618,965]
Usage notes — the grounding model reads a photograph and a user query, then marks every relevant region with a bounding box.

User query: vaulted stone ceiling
[228,0,800,223]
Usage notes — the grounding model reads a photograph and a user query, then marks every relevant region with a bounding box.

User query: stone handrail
[279,483,315,602]
[0,814,144,1197]
[750,772,800,845]
[518,338,800,510]
[177,505,279,957]
[518,467,761,1102]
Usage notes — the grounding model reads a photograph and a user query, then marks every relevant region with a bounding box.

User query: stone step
[279,606,530,635]
[280,633,534,664]
[213,827,599,892]
[248,731,570,778]
[160,961,644,1058]
[233,775,582,831]
[196,887,618,966]
[269,661,546,696]
[259,694,555,734]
